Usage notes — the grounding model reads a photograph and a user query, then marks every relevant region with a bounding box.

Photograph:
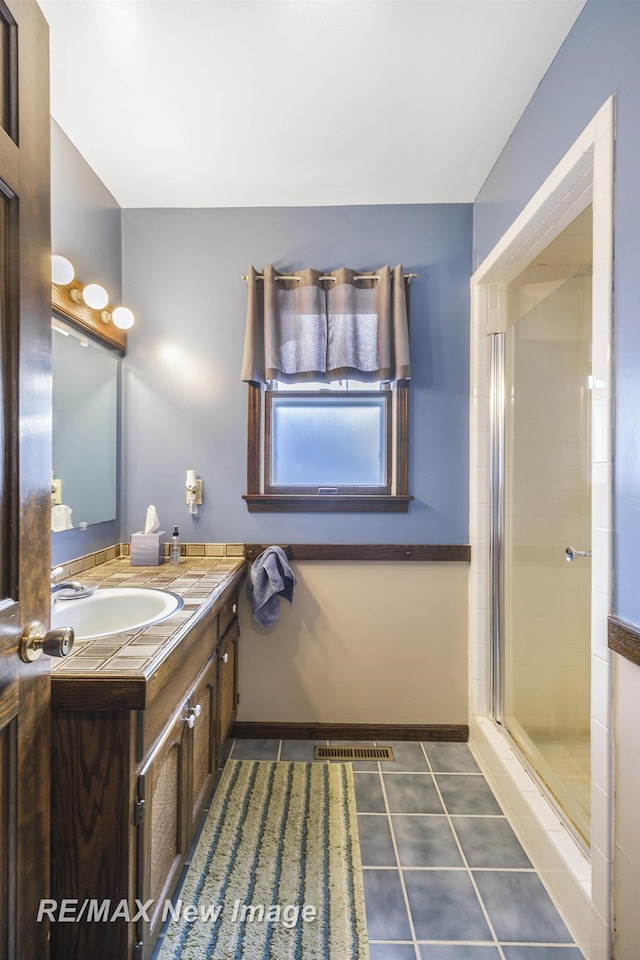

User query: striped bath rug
[157,759,370,960]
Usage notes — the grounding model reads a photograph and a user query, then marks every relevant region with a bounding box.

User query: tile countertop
[50,556,246,708]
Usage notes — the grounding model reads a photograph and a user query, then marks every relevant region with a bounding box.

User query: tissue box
[130,531,166,566]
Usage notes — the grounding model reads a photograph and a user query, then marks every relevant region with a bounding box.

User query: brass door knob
[20,621,74,663]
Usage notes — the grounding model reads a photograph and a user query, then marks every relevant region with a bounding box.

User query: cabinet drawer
[138,612,217,762]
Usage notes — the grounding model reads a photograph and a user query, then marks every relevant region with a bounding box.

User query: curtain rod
[241,272,417,283]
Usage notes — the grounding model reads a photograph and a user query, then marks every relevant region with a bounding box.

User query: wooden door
[0,3,52,959]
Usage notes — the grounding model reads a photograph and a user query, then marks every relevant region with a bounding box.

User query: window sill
[242,494,413,514]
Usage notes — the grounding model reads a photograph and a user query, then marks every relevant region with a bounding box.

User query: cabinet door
[217,620,239,750]
[136,711,189,957]
[51,711,133,960]
[188,656,217,839]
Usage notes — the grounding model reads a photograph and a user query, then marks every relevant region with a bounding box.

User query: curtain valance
[241,264,411,385]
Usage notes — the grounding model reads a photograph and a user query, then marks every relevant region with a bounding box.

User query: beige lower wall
[237,561,469,726]
[613,654,640,959]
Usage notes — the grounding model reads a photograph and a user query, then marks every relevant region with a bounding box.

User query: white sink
[51,587,184,640]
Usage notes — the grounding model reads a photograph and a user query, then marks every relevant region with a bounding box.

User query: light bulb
[82,283,109,310]
[112,306,135,330]
[52,255,75,285]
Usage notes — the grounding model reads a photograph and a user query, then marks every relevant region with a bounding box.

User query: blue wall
[474,0,640,624]
[51,120,123,565]
[121,204,472,545]
[51,120,122,302]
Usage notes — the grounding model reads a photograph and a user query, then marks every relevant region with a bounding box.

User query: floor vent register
[313,745,395,761]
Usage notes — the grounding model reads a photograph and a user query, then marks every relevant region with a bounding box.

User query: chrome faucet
[51,579,96,600]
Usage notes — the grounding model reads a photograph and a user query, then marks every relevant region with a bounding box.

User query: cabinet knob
[222,652,229,664]
[231,603,237,614]
[183,704,202,728]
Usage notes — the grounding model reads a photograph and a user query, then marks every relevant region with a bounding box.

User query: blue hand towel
[248,545,296,627]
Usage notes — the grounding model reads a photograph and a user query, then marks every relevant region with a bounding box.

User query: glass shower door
[502,266,592,845]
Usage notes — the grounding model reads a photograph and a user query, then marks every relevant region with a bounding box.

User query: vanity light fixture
[101,306,135,330]
[71,282,109,310]
[51,255,75,285]
[51,254,137,333]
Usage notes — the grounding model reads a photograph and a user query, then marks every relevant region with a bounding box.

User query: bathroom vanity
[49,555,245,960]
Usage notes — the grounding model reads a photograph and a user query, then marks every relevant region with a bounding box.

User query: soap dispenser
[170,526,180,565]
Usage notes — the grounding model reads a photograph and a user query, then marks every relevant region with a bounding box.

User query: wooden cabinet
[50,570,242,960]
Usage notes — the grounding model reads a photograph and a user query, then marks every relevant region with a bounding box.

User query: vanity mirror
[52,319,118,531]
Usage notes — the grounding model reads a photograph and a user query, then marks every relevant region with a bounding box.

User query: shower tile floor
[507,723,591,845]
[533,739,591,843]
[227,739,586,960]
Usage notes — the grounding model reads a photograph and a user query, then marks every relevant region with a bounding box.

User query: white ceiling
[37,0,587,209]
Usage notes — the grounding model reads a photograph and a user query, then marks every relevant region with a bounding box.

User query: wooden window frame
[265,388,392,496]
[243,380,412,513]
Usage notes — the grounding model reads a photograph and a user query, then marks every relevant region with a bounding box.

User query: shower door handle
[565,546,592,562]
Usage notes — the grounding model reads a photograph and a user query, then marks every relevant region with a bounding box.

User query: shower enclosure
[471,103,615,951]
[491,229,593,845]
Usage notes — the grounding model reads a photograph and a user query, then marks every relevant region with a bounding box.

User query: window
[268,379,389,493]
[244,377,410,512]
[242,264,413,513]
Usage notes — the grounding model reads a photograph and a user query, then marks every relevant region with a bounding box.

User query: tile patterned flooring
[227,739,586,960]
